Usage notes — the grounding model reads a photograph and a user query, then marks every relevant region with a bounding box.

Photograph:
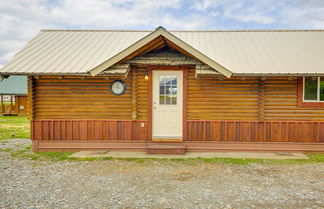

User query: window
[159,75,177,105]
[303,77,324,102]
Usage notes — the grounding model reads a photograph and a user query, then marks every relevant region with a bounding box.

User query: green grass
[0,116,30,140]
[9,146,114,162]
[36,152,76,161]
[184,154,324,165]
[5,143,324,164]
[120,154,324,165]
[32,152,113,162]
[0,148,12,152]
[6,145,324,164]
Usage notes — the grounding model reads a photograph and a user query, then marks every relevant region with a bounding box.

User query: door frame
[148,65,192,141]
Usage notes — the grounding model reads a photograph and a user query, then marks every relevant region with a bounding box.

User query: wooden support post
[131,69,137,120]
[14,95,19,114]
[10,95,13,113]
[258,78,265,121]
[0,95,3,114]
[27,76,35,120]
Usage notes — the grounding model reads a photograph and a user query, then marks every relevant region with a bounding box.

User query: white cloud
[0,0,191,66]
[283,6,324,28]
[1,0,324,67]
[193,0,276,24]
[224,9,275,24]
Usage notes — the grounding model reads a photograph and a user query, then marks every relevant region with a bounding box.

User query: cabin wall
[30,69,324,149]
[185,74,324,143]
[264,77,324,120]
[187,71,259,120]
[32,68,149,120]
[33,75,132,119]
[134,66,149,120]
[187,75,324,121]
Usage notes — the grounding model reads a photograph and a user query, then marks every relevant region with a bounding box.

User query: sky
[1,0,324,67]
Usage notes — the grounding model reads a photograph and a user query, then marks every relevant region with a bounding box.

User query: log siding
[29,69,324,147]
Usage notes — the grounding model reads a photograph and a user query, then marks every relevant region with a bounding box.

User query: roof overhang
[89,27,233,78]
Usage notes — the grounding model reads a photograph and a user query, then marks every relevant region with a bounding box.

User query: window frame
[298,77,324,107]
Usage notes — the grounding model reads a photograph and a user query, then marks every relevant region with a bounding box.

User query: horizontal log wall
[30,71,324,145]
[188,76,324,121]
[188,73,259,120]
[32,73,324,121]
[32,119,148,141]
[33,70,148,119]
[186,120,324,143]
[34,76,131,119]
[133,66,149,120]
[264,77,324,120]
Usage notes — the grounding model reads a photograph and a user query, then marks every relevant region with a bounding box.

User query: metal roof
[1,27,324,76]
[0,76,27,95]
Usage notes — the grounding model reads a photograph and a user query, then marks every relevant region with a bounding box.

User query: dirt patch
[168,168,197,181]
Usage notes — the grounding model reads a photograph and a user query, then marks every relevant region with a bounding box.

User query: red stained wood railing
[32,120,148,141]
[186,120,324,143]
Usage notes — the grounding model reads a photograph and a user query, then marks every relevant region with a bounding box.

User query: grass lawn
[7,148,324,164]
[0,116,30,140]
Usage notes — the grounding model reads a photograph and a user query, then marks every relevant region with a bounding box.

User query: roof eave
[232,73,324,77]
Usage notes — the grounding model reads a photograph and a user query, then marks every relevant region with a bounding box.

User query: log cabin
[0,75,28,116]
[0,27,324,153]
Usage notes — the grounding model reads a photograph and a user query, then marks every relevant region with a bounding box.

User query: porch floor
[70,151,308,160]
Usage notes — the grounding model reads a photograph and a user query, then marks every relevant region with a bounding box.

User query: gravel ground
[0,139,323,209]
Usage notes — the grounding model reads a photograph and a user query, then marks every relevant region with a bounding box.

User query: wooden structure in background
[0,76,28,116]
[1,95,28,116]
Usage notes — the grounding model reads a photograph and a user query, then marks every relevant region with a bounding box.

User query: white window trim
[303,77,324,102]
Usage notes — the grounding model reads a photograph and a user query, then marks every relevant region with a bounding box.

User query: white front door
[152,70,183,139]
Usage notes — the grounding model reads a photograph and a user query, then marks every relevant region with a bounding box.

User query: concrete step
[146,144,186,154]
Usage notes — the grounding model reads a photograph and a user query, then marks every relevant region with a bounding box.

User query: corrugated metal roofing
[0,76,27,95]
[1,28,324,76]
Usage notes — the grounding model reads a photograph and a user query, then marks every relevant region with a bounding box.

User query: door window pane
[165,95,171,104]
[159,95,165,104]
[304,77,318,100]
[320,77,324,101]
[159,75,177,105]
